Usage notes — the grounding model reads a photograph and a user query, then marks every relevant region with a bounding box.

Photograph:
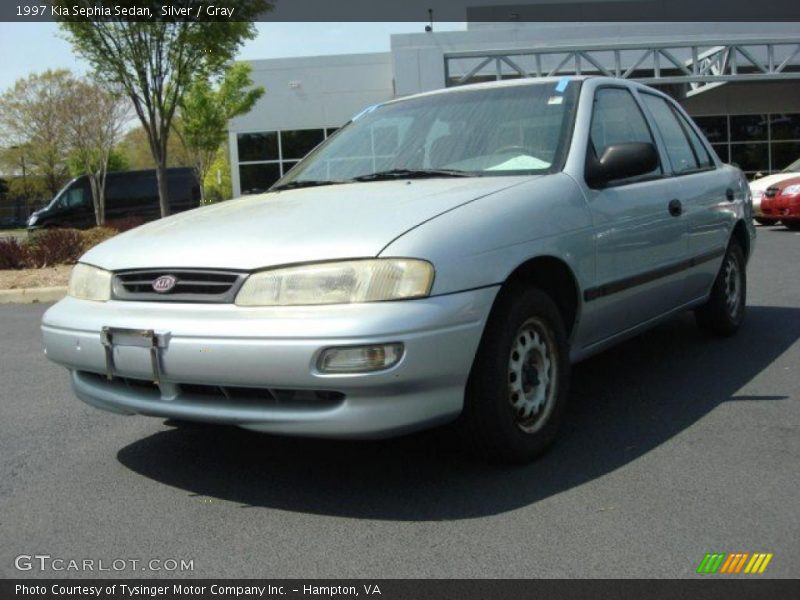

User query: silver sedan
[42,77,754,462]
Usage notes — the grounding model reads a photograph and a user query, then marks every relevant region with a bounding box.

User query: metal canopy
[444,38,800,96]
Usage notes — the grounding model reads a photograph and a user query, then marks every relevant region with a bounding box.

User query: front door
[579,86,687,346]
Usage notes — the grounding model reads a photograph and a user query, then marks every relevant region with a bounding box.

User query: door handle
[725,188,735,201]
[668,198,683,217]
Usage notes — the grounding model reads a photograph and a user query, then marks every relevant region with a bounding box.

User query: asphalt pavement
[1,225,798,579]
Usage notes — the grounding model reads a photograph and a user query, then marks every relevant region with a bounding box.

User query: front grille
[112,269,246,303]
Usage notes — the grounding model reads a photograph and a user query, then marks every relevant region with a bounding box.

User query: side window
[675,111,715,169]
[641,94,701,174]
[59,183,86,208]
[589,88,661,181]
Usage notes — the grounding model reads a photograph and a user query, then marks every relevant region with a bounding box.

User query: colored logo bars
[697,553,773,574]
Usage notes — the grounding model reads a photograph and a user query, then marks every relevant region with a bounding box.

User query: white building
[228,19,800,196]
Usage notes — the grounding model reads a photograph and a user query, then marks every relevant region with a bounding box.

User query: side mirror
[586,142,659,187]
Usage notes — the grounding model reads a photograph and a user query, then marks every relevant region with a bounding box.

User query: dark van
[27,167,200,230]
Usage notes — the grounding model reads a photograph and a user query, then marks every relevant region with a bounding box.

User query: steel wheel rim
[508,317,558,434]
[724,256,742,318]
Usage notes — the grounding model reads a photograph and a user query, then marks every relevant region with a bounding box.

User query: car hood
[82,177,531,271]
[749,173,799,192]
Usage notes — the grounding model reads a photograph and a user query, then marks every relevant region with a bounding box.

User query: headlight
[68,263,112,302]
[27,214,38,226]
[235,259,434,306]
[781,184,800,196]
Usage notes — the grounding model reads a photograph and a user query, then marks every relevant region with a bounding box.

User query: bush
[0,238,28,269]
[107,216,147,232]
[80,226,117,254]
[25,228,84,268]
[0,220,142,271]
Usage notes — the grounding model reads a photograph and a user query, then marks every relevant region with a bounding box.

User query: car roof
[380,76,649,108]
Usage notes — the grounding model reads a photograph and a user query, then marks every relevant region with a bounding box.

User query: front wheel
[460,287,570,463]
[694,241,746,336]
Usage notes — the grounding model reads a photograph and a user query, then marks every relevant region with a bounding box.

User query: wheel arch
[731,219,751,260]
[501,255,582,339]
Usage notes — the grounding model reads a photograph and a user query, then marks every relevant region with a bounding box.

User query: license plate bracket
[100,327,165,384]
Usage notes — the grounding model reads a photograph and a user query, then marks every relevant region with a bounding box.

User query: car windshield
[46,179,80,209]
[781,157,800,173]
[274,81,580,188]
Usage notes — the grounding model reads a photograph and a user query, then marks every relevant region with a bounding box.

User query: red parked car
[761,175,800,231]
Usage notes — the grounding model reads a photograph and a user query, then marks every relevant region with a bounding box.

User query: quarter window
[641,94,700,174]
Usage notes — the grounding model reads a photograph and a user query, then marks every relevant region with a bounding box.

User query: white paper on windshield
[486,156,551,171]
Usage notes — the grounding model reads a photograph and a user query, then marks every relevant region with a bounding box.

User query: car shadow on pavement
[117,305,799,521]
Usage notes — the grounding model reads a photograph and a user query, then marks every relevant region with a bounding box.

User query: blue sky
[0,22,465,92]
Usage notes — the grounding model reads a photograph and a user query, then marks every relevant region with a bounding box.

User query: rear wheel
[460,286,570,463]
[694,240,746,336]
[784,221,800,231]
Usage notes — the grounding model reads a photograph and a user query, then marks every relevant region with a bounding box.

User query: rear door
[580,86,687,345]
[639,93,730,302]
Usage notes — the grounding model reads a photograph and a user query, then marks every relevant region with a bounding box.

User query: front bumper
[41,288,498,438]
[761,198,800,220]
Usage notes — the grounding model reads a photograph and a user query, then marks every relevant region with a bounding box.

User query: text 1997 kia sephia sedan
[42,77,755,462]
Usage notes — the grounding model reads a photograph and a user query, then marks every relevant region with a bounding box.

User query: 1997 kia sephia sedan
[42,77,755,463]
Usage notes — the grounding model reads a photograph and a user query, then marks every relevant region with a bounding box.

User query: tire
[694,240,746,336]
[754,217,778,226]
[459,286,570,463]
[784,221,800,231]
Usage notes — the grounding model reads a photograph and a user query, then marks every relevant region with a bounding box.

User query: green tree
[0,70,73,199]
[176,62,263,203]
[203,147,233,203]
[61,78,131,224]
[57,0,272,218]
[118,122,192,171]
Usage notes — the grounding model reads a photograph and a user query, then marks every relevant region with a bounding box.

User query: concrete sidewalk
[0,286,66,304]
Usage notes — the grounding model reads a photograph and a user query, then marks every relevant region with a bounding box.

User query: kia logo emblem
[152,275,177,293]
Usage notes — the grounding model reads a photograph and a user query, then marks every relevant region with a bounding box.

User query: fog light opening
[317,343,404,374]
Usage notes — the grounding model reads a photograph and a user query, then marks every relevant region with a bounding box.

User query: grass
[0,228,27,236]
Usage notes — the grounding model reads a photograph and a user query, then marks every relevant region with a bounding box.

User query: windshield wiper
[351,168,473,182]
[270,180,344,192]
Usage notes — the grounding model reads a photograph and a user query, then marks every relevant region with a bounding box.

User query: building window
[729,114,768,142]
[693,116,728,144]
[239,163,280,194]
[730,143,769,173]
[237,132,279,162]
[772,141,800,170]
[235,127,340,194]
[694,112,800,177]
[281,129,325,160]
[770,114,800,140]
[710,144,729,163]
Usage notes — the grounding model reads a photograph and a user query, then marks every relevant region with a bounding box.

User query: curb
[0,286,67,304]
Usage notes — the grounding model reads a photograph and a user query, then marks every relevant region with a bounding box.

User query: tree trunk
[88,175,103,226]
[194,164,205,205]
[155,161,170,217]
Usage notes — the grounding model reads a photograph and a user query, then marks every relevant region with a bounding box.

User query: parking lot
[1,225,798,579]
